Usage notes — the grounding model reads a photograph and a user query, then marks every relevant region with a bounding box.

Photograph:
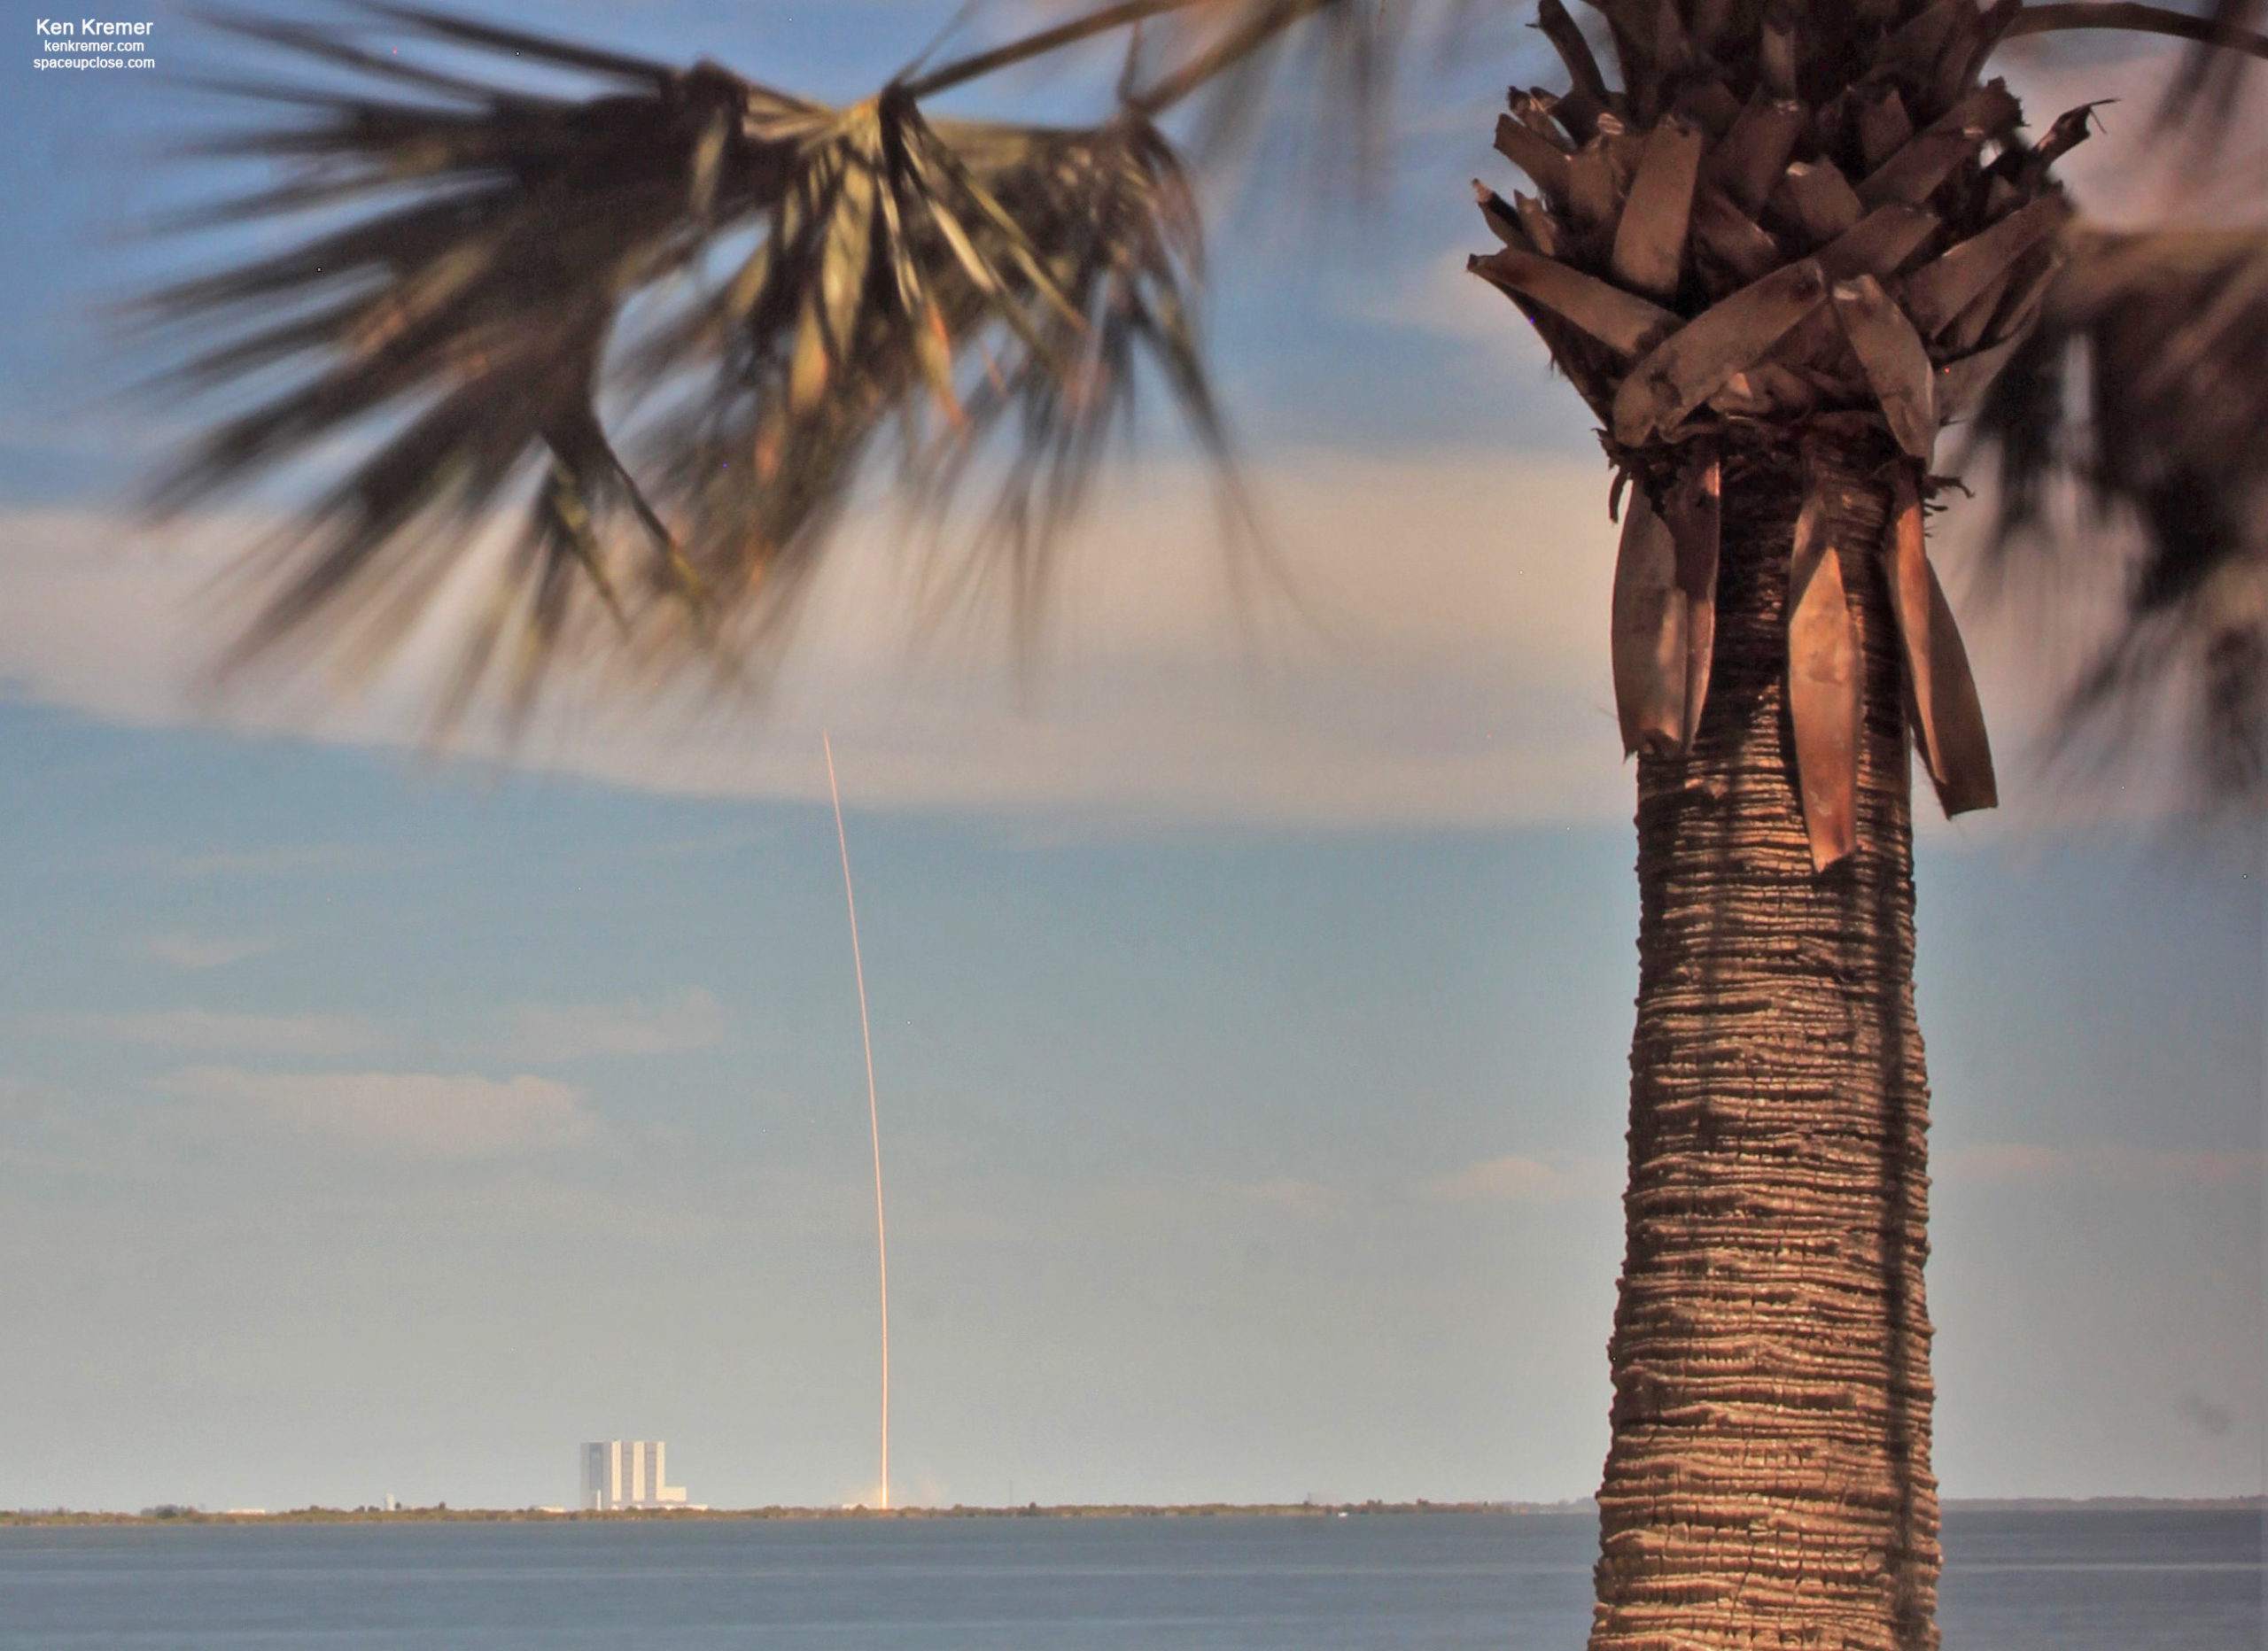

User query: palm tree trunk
[1589,438,1940,1651]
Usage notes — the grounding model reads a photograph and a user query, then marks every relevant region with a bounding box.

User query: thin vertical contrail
[824,731,889,1512]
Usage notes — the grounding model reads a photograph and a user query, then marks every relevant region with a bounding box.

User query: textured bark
[1590,437,1940,1651]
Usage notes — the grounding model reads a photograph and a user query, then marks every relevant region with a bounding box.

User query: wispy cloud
[1422,1153,1601,1204]
[496,989,724,1063]
[19,1009,376,1057]
[143,933,279,971]
[0,452,1636,829]
[0,411,2187,834]
[1943,1143,2267,1187]
[165,844,448,880]
[154,1066,594,1156]
[1236,1176,1335,1214]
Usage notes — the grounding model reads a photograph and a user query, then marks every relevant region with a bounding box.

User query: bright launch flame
[824,731,889,1513]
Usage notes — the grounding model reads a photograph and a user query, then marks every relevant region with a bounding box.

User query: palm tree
[136,2,2264,1645]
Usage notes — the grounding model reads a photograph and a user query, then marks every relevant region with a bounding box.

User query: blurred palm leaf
[1121,0,1410,188]
[2168,0,2266,127]
[138,3,1239,721]
[1969,221,2268,805]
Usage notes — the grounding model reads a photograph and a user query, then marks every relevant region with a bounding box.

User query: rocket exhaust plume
[825,732,889,1511]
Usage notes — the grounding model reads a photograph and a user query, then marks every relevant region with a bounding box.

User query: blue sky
[0,0,2260,1512]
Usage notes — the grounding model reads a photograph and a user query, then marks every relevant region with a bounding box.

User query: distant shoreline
[4,1497,2260,1527]
[0,1500,1573,1526]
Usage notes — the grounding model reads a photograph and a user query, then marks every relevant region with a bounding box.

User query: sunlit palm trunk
[1590,442,1940,1651]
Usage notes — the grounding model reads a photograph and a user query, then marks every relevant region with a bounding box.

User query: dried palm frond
[136,3,1230,722]
[1969,222,2268,807]
[1460,0,2266,848]
[1465,0,2078,860]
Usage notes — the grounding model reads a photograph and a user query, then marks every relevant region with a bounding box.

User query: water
[0,1508,2256,1649]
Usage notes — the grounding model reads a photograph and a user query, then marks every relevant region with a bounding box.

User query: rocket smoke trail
[824,732,889,1511]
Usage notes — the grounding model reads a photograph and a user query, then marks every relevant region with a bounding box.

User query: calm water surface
[0,1508,2256,1649]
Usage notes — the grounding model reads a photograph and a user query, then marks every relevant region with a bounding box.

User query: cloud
[1941,1142,2070,1183]
[20,1009,375,1057]
[164,844,450,880]
[0,470,2147,841]
[144,933,278,970]
[1943,1143,2267,1187]
[1236,1176,1334,1214]
[497,989,724,1063]
[1423,1153,1595,1204]
[0,451,1637,829]
[154,1066,594,1156]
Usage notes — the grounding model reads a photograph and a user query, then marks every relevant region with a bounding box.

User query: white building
[580,1440,688,1511]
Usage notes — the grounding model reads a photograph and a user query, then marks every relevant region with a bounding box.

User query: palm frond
[137,4,1228,720]
[1120,0,1407,188]
[629,92,1222,655]
[2168,0,2268,128]
[1969,222,2268,807]
[1995,1,2268,137]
